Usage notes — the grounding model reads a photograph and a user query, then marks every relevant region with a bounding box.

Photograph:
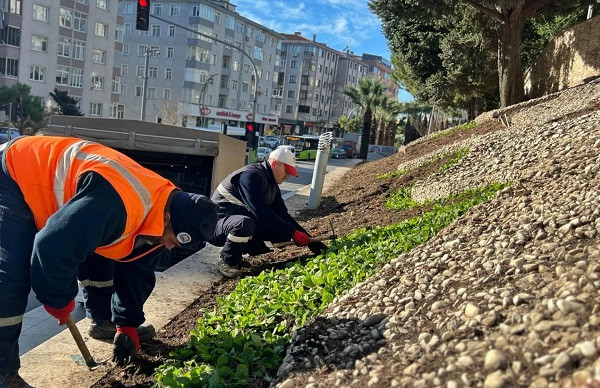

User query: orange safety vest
[4,136,176,260]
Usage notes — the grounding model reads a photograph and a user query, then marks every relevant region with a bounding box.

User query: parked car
[260,136,279,149]
[330,147,348,159]
[339,143,357,158]
[0,127,20,144]
[257,146,272,162]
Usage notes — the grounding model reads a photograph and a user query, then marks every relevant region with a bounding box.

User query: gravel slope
[275,80,600,388]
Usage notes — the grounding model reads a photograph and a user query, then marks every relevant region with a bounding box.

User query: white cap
[268,147,298,177]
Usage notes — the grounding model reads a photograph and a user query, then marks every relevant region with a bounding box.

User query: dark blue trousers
[0,165,37,375]
[210,214,278,266]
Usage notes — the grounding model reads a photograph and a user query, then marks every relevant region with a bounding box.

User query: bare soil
[93,119,504,387]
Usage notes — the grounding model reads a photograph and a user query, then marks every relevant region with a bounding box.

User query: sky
[232,0,414,102]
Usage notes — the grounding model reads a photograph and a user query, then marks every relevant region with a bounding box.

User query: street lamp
[199,74,218,128]
[140,46,160,122]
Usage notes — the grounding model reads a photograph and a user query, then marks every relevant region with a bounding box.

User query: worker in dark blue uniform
[0,137,219,387]
[210,147,327,278]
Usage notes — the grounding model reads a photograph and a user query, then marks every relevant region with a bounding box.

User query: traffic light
[245,122,258,149]
[136,0,150,31]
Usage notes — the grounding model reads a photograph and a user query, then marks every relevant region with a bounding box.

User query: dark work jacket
[211,161,306,242]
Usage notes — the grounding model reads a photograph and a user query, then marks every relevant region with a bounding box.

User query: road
[280,157,353,197]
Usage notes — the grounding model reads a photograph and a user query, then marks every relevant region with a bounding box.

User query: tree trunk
[498,6,525,107]
[376,122,385,145]
[359,107,372,159]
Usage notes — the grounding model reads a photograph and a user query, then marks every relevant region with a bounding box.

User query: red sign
[200,106,211,116]
[246,113,253,121]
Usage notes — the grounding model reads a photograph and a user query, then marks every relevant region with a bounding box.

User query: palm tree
[376,96,403,146]
[343,78,386,159]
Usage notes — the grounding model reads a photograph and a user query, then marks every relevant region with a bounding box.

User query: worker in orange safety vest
[0,136,218,386]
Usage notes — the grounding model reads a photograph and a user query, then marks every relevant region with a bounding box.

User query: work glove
[308,241,328,255]
[292,230,311,246]
[43,300,75,325]
[112,326,139,366]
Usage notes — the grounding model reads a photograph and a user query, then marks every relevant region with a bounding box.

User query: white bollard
[308,132,332,209]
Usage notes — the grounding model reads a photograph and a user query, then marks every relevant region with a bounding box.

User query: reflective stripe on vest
[227,233,252,243]
[216,183,249,210]
[54,141,153,248]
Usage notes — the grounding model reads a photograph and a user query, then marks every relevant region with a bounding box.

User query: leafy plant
[378,168,410,179]
[155,183,509,387]
[433,121,477,139]
[439,147,469,172]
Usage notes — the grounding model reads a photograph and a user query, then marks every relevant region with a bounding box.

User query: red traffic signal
[245,122,255,132]
[136,0,150,31]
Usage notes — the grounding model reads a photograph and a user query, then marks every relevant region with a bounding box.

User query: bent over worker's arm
[30,172,126,310]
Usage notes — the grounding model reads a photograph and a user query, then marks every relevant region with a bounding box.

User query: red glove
[43,300,75,325]
[117,326,139,352]
[292,230,311,246]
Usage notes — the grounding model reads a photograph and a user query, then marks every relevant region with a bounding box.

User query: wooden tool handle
[66,315,98,369]
[272,235,332,248]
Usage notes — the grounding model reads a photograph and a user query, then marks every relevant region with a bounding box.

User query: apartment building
[0,0,122,120]
[277,32,342,136]
[116,0,283,132]
[361,53,397,97]
[331,52,368,126]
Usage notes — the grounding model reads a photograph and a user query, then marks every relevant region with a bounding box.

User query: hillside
[95,79,600,387]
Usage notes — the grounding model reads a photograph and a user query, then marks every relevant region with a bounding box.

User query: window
[33,4,49,22]
[110,104,124,119]
[256,31,265,43]
[120,84,127,95]
[92,49,106,64]
[225,16,234,30]
[163,88,171,100]
[169,26,175,37]
[125,2,133,14]
[220,75,228,88]
[124,23,132,35]
[121,64,128,76]
[170,4,180,16]
[243,64,249,74]
[151,3,162,15]
[299,90,308,100]
[59,8,72,28]
[222,56,229,69]
[72,40,86,60]
[29,65,45,81]
[236,22,243,33]
[147,87,157,99]
[151,25,161,36]
[231,80,238,90]
[291,60,297,68]
[242,83,248,92]
[74,11,87,32]
[287,90,295,98]
[246,27,253,38]
[1,26,20,47]
[8,0,22,14]
[31,35,47,52]
[115,25,124,42]
[285,105,293,113]
[89,102,102,116]
[56,66,69,85]
[138,44,147,56]
[57,37,71,57]
[298,105,310,114]
[289,75,296,83]
[136,65,144,78]
[165,67,172,79]
[112,77,120,93]
[91,76,104,90]
[253,47,263,61]
[148,66,158,78]
[95,22,108,37]
[122,43,130,56]
[190,3,214,21]
[135,86,143,97]
[232,60,239,71]
[166,47,174,58]
[70,68,83,88]
[97,0,108,10]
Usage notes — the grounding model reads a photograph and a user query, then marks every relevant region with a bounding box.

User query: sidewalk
[18,158,362,387]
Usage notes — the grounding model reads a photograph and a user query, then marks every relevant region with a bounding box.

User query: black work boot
[88,320,156,340]
[216,257,252,278]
